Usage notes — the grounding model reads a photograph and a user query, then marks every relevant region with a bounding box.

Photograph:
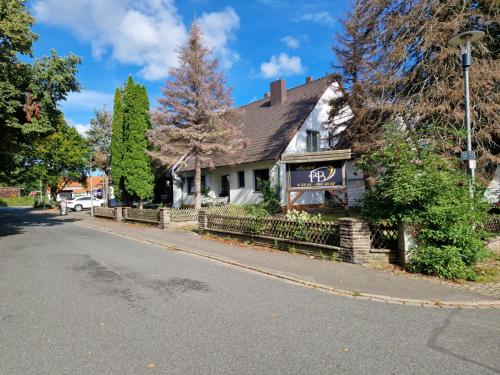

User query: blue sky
[28,0,350,134]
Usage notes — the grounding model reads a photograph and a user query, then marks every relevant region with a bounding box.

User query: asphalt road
[1,208,499,375]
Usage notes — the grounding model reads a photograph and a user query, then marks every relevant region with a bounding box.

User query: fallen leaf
[147,363,155,369]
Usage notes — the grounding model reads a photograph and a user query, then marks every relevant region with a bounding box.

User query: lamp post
[448,31,484,195]
[89,155,94,217]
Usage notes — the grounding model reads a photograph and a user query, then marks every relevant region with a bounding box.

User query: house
[172,74,364,209]
[59,176,105,199]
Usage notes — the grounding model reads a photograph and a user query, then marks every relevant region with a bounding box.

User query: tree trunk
[50,185,57,202]
[103,173,109,206]
[194,156,201,209]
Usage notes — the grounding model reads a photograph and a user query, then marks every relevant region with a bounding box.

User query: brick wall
[0,188,21,198]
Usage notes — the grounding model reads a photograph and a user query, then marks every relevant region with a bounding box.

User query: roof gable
[178,74,338,171]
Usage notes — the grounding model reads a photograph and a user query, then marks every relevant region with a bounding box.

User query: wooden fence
[124,208,159,223]
[485,216,500,233]
[203,213,341,250]
[94,207,115,219]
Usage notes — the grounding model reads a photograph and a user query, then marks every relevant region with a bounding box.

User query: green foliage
[111,88,124,197]
[0,196,34,207]
[24,119,89,199]
[285,210,325,242]
[87,107,112,172]
[359,124,490,280]
[0,1,81,185]
[257,178,282,214]
[121,77,154,201]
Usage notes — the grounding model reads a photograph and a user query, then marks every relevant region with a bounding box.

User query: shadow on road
[0,207,81,238]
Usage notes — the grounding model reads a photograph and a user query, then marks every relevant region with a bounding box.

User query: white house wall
[173,161,278,207]
[280,81,363,206]
[172,81,364,208]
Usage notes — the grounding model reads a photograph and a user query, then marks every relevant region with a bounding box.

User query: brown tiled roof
[178,74,337,172]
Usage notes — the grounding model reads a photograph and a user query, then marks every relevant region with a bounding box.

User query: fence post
[198,210,207,234]
[397,222,417,266]
[339,218,371,264]
[121,207,128,221]
[115,207,122,222]
[158,208,171,229]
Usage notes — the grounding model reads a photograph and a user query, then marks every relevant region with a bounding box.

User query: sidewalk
[74,213,500,308]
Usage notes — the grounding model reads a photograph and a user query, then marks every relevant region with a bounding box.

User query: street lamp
[448,30,484,194]
[89,154,94,217]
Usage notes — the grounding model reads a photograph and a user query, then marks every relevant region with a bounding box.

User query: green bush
[0,196,35,207]
[257,178,282,214]
[359,123,490,280]
[407,246,477,280]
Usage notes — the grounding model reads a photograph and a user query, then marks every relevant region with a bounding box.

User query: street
[1,208,499,374]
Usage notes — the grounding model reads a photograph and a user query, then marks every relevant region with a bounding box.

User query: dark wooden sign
[288,160,344,189]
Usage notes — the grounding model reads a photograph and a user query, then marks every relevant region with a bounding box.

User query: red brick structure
[0,187,21,198]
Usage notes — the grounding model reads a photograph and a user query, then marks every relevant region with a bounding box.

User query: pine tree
[329,0,499,179]
[122,77,154,207]
[148,23,245,209]
[111,88,124,198]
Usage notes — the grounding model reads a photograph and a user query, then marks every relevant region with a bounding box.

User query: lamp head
[449,31,485,47]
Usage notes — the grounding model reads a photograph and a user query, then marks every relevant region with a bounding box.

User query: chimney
[306,76,313,83]
[270,79,286,106]
[264,92,270,99]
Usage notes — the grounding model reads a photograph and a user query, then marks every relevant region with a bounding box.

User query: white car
[66,196,105,212]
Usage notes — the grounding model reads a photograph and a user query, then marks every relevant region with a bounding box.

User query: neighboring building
[0,187,22,198]
[59,176,105,199]
[172,74,364,209]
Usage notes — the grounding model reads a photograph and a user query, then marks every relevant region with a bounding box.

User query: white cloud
[62,90,114,110]
[281,35,300,49]
[67,119,90,137]
[198,7,240,69]
[299,11,335,26]
[33,0,240,80]
[260,53,305,78]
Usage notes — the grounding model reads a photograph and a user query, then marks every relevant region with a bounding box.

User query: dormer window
[306,130,319,152]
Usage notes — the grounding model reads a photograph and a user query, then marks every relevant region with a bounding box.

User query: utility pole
[449,31,484,197]
[90,155,94,217]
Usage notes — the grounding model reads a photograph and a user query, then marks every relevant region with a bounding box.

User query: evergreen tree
[111,88,124,198]
[329,0,499,179]
[148,23,246,209]
[122,77,154,206]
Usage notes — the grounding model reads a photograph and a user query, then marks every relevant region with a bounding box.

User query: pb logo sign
[289,161,344,188]
[309,166,336,183]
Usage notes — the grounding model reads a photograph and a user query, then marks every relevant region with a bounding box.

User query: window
[237,171,245,188]
[186,176,206,195]
[186,177,194,195]
[306,130,319,152]
[220,175,230,197]
[78,197,91,201]
[253,169,269,191]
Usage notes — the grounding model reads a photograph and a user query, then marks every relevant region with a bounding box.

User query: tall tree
[121,77,154,206]
[330,0,499,180]
[24,118,89,200]
[0,0,81,184]
[148,23,245,209]
[87,106,113,201]
[111,88,124,198]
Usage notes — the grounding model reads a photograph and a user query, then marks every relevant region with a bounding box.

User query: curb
[76,221,500,310]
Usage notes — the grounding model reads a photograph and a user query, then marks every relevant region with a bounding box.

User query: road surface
[1,208,499,374]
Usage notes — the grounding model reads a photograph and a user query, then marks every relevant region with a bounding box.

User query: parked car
[108,198,122,208]
[66,196,105,212]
